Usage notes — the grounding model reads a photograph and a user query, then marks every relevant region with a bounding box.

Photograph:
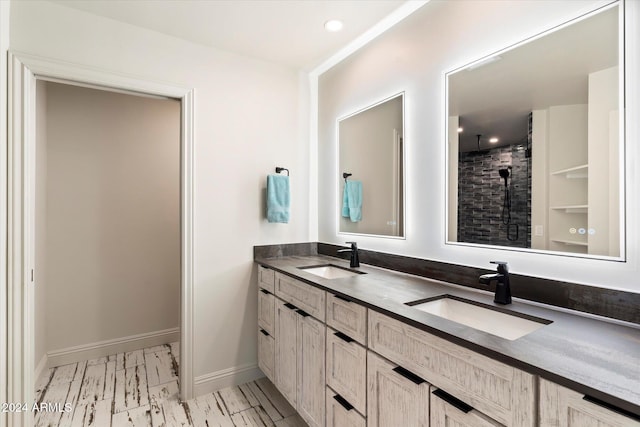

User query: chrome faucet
[337,242,360,268]
[479,261,512,305]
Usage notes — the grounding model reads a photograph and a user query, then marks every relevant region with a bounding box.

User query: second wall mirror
[446,3,623,259]
[339,93,405,238]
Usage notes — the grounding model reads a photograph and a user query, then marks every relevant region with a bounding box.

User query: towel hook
[343,172,352,183]
[276,167,289,176]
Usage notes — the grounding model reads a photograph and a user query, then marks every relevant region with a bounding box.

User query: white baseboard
[194,363,264,397]
[47,327,180,368]
[35,353,49,387]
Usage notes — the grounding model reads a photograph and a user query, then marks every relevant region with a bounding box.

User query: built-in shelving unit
[550,164,588,179]
[550,205,588,213]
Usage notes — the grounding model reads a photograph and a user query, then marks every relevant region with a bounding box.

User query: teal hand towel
[267,174,290,223]
[342,180,362,222]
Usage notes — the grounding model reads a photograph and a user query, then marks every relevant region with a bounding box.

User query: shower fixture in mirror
[339,93,405,238]
[446,2,624,259]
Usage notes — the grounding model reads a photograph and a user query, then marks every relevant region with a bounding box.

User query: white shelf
[551,164,588,179]
[550,205,588,213]
[551,239,588,247]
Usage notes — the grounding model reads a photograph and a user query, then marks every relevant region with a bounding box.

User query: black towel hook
[276,167,289,176]
[343,172,352,183]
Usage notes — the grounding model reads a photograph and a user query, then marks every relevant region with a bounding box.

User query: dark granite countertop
[255,254,640,418]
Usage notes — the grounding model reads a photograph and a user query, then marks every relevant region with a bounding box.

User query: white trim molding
[46,328,180,368]
[6,52,196,426]
[194,364,264,397]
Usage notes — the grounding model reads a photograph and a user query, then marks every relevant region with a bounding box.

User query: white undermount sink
[298,264,364,280]
[407,296,550,340]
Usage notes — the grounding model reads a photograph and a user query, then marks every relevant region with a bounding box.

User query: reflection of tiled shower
[457,121,532,248]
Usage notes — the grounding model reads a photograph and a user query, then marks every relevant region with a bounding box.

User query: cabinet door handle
[260,289,271,295]
[283,303,297,310]
[583,395,640,422]
[334,331,354,343]
[432,389,473,414]
[334,294,352,303]
[392,366,426,385]
[296,309,310,317]
[259,329,270,337]
[333,394,354,411]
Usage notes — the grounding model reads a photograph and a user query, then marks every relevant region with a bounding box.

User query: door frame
[6,51,195,426]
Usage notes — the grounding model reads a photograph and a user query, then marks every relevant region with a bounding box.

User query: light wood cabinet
[326,387,366,427]
[258,265,275,293]
[369,310,536,427]
[326,327,366,414]
[257,328,275,383]
[326,293,367,345]
[274,298,326,427]
[367,351,430,427]
[539,379,640,427]
[431,388,502,427]
[297,312,326,427]
[275,299,299,407]
[258,289,275,335]
[275,273,326,321]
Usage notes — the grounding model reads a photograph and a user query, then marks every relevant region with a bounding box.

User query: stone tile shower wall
[457,144,531,248]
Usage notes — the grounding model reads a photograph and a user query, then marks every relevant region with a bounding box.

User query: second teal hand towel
[267,174,290,223]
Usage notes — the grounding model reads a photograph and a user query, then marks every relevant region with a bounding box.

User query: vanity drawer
[258,289,275,335]
[539,379,640,427]
[326,293,367,345]
[326,327,366,415]
[326,387,366,427]
[368,310,536,427]
[431,388,502,427]
[258,265,275,293]
[258,328,275,383]
[275,273,325,321]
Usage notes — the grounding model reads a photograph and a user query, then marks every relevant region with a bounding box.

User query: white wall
[10,0,310,388]
[318,0,640,293]
[42,81,180,351]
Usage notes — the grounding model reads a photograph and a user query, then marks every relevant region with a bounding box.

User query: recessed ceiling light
[489,137,499,143]
[457,127,463,133]
[324,20,344,32]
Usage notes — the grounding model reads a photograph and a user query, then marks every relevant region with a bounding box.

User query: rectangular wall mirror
[339,93,405,238]
[447,3,624,259]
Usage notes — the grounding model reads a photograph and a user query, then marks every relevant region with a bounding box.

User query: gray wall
[41,81,181,351]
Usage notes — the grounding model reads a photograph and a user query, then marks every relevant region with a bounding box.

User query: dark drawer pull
[392,366,426,385]
[259,329,270,337]
[583,395,640,422]
[432,389,473,414]
[334,331,354,343]
[260,289,271,295]
[333,394,354,411]
[296,309,310,317]
[334,294,352,303]
[283,302,297,310]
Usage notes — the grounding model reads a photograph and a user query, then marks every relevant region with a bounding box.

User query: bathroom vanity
[255,253,640,427]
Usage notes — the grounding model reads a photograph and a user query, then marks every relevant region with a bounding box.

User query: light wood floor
[35,342,307,427]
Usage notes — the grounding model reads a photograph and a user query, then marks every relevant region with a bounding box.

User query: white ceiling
[48,0,411,70]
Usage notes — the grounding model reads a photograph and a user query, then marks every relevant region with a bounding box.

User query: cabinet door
[326,388,366,427]
[431,388,502,427]
[275,299,298,408]
[258,289,275,335]
[540,379,640,427]
[297,313,326,427]
[367,351,430,427]
[257,328,275,383]
[326,328,366,414]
